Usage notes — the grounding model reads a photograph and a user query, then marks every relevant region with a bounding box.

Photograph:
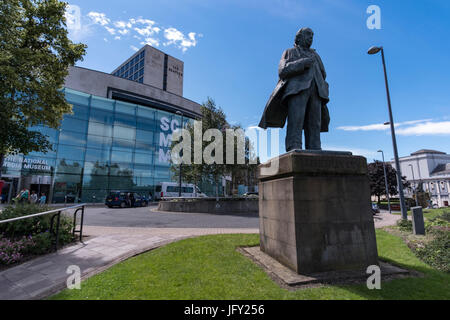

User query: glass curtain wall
[2,88,192,203]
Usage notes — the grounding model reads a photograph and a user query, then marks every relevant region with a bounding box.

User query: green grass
[392,208,449,220]
[51,230,450,300]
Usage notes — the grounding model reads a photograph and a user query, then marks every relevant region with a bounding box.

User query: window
[111,150,133,163]
[61,117,88,134]
[65,88,90,107]
[66,104,89,121]
[59,131,87,147]
[134,152,153,165]
[85,148,110,162]
[90,108,114,124]
[57,145,85,161]
[167,186,179,193]
[88,121,112,137]
[113,125,136,140]
[87,135,112,150]
[91,96,114,111]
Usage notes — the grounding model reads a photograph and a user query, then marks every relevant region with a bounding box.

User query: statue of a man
[259,28,330,152]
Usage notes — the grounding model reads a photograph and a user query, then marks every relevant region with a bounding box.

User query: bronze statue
[259,28,330,152]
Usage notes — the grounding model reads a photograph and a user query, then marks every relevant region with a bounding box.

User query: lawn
[390,207,449,220]
[51,230,450,300]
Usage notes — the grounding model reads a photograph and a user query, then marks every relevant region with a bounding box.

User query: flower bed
[0,204,74,268]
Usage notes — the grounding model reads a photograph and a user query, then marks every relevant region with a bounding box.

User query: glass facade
[113,50,145,83]
[1,88,191,204]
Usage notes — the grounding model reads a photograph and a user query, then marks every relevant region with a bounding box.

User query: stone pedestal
[258,150,379,274]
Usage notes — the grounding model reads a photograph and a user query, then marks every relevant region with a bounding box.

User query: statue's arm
[315,52,327,79]
[278,50,310,80]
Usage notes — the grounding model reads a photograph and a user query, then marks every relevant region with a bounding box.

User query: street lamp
[176,111,184,197]
[409,164,419,207]
[377,150,392,214]
[368,46,408,220]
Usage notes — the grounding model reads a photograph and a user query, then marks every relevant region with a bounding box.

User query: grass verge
[51,229,449,300]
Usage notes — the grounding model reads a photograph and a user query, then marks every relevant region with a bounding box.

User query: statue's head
[295,28,314,48]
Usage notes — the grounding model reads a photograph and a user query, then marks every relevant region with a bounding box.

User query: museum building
[1,45,202,204]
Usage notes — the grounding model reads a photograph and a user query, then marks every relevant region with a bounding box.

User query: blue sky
[65,0,450,162]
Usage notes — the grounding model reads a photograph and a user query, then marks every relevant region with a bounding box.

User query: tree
[170,98,258,197]
[368,161,410,203]
[0,0,86,178]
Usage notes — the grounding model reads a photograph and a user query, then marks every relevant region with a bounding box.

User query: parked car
[154,182,207,200]
[371,203,380,214]
[105,191,149,208]
[243,192,259,198]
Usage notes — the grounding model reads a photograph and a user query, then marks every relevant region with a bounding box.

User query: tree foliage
[368,161,410,203]
[0,0,86,176]
[170,98,259,196]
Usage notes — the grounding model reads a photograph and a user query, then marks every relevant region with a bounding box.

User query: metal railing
[0,204,86,251]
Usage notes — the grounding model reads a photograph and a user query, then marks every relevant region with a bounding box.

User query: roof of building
[411,149,447,156]
[431,163,450,176]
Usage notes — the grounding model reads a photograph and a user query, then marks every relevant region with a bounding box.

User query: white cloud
[396,121,450,136]
[105,26,116,35]
[141,37,160,47]
[337,119,433,132]
[337,123,389,131]
[114,20,133,29]
[87,12,110,26]
[118,29,130,35]
[134,26,160,37]
[130,45,140,52]
[164,28,199,52]
[136,18,156,25]
[79,10,200,52]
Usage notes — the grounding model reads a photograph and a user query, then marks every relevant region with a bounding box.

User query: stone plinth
[258,150,379,274]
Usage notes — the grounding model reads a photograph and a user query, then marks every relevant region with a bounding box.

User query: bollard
[411,206,425,235]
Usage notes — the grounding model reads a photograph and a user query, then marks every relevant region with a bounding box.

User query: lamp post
[176,111,184,197]
[368,46,408,220]
[377,150,392,214]
[409,164,419,207]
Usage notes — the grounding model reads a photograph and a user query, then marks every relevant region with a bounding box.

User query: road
[80,204,260,229]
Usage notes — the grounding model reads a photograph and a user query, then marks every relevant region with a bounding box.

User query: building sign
[158,116,181,164]
[3,155,52,172]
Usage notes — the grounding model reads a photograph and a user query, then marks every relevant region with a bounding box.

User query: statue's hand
[304,57,315,68]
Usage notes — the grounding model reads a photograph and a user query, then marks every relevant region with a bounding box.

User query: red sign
[0,181,4,196]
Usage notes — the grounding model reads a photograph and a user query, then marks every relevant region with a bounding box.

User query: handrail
[0,204,86,251]
[0,204,86,224]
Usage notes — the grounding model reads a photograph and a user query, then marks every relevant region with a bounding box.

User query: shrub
[0,204,75,265]
[396,219,412,232]
[29,232,53,255]
[414,229,450,273]
[0,204,52,238]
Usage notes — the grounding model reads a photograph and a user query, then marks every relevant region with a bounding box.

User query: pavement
[0,208,403,300]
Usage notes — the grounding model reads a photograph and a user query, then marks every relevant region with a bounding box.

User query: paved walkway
[0,227,258,300]
[0,211,403,300]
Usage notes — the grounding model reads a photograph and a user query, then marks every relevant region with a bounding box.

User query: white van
[154,182,207,200]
